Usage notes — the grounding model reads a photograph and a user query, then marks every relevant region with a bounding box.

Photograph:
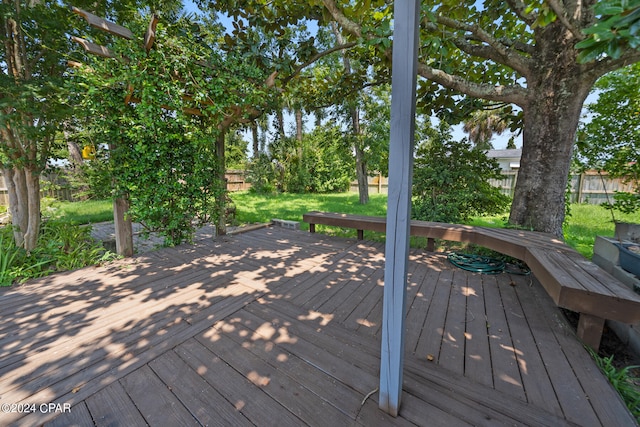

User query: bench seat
[303,211,640,350]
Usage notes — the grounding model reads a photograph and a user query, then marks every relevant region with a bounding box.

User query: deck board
[177,338,305,427]
[464,272,493,388]
[149,350,255,427]
[497,272,564,416]
[1,227,635,426]
[482,274,526,400]
[84,381,148,426]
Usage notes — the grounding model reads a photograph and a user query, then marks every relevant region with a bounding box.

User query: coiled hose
[447,252,531,275]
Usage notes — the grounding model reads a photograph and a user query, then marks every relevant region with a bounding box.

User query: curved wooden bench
[303,211,640,350]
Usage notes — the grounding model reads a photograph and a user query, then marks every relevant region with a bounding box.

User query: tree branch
[546,0,585,41]
[585,49,640,79]
[433,16,533,78]
[321,0,362,38]
[280,42,357,87]
[311,79,390,110]
[319,0,529,107]
[506,0,537,25]
[416,62,528,106]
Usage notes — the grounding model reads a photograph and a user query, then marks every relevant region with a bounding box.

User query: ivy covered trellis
[70,8,278,254]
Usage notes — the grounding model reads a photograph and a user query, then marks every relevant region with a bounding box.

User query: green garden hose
[447,252,531,275]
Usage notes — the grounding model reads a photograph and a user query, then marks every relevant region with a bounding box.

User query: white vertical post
[379,0,420,417]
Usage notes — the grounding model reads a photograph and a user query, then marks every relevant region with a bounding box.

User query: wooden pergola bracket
[71,36,114,58]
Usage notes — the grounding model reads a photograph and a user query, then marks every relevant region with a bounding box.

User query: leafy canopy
[576,63,640,214]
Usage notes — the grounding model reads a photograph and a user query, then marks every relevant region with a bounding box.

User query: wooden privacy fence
[352,171,637,203]
[490,170,636,204]
[349,173,388,194]
[0,170,252,206]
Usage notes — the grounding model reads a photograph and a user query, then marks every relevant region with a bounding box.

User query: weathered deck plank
[482,274,527,400]
[149,350,254,427]
[177,338,305,427]
[84,381,148,426]
[497,272,564,416]
[464,271,493,388]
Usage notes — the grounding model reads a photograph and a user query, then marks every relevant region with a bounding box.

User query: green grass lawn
[53,192,640,259]
[47,199,114,224]
[230,191,388,227]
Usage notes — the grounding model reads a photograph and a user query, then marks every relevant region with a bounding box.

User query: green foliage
[70,12,271,245]
[246,126,354,195]
[226,130,249,170]
[0,2,75,170]
[576,1,640,63]
[0,236,21,287]
[35,220,110,271]
[359,85,392,176]
[412,121,510,223]
[302,127,354,193]
[576,63,640,214]
[604,192,640,215]
[81,150,115,200]
[246,153,278,194]
[589,349,640,422]
[0,221,116,287]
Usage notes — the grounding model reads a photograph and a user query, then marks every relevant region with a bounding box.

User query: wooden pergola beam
[72,7,133,40]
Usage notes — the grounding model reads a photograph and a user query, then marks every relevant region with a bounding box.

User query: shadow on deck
[0,227,635,426]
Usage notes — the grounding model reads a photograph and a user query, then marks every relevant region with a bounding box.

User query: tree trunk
[113,196,133,257]
[295,108,303,143]
[67,140,84,166]
[509,29,596,238]
[251,121,259,156]
[352,109,369,204]
[355,144,369,204]
[275,109,285,140]
[216,129,227,236]
[4,166,41,252]
[332,21,368,204]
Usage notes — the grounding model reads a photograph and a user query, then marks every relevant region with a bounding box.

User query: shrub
[412,122,510,223]
[0,221,117,286]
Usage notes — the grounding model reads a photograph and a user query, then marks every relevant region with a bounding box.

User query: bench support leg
[309,224,315,234]
[577,314,605,351]
[426,238,435,252]
[357,229,364,240]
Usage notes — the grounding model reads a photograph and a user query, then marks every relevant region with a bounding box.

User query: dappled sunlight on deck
[0,227,635,426]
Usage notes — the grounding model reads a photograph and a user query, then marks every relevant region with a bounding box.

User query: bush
[412,122,510,223]
[245,128,354,195]
[0,221,117,286]
[246,153,278,194]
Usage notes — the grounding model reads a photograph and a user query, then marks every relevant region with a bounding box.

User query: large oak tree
[323,0,640,237]
[211,0,640,237]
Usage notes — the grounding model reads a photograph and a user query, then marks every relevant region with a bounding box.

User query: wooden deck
[0,227,635,426]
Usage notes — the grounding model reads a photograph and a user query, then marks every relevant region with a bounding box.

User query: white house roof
[487,148,522,159]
